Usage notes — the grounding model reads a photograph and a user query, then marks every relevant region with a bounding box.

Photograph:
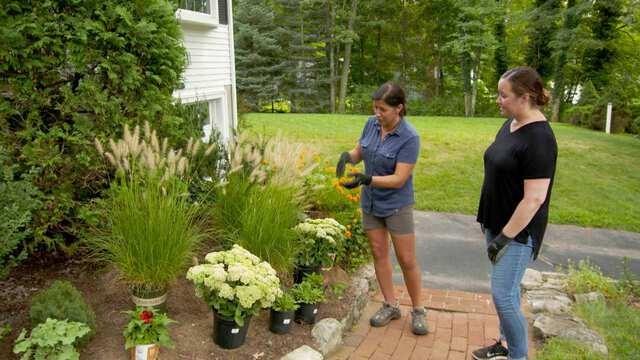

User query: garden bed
[0,254,358,359]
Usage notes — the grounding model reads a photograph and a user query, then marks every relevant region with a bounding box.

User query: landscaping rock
[521,268,543,290]
[360,264,377,291]
[525,289,572,314]
[533,314,608,355]
[574,292,604,304]
[540,271,567,281]
[312,318,343,356]
[280,345,323,360]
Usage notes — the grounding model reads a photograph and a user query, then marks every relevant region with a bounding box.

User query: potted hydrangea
[186,245,282,349]
[293,218,346,283]
[122,307,175,360]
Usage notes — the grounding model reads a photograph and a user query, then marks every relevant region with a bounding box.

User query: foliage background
[0,0,193,266]
[233,0,640,134]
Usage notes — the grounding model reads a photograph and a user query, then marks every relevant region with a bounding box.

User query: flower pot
[130,344,159,360]
[293,265,320,284]
[130,286,168,313]
[212,310,251,349]
[294,302,318,324]
[269,309,295,334]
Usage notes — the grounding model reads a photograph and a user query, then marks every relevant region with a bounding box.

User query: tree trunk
[329,1,336,113]
[471,62,478,117]
[338,0,358,113]
[462,54,472,117]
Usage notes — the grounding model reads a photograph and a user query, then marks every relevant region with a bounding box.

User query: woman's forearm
[370,174,406,189]
[501,197,545,238]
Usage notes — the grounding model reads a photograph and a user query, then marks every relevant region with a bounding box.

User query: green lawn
[244,113,640,233]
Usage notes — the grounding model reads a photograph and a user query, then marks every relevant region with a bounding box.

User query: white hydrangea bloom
[187,245,281,314]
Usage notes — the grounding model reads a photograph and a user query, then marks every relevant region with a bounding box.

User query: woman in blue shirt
[336,82,426,335]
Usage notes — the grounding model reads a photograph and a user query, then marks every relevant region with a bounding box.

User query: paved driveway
[390,211,640,293]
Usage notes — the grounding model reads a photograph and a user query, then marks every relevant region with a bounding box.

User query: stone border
[522,269,608,356]
[281,264,378,360]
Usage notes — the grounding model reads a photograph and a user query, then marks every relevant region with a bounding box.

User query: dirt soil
[0,255,357,360]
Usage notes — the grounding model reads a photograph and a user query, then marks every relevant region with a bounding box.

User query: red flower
[139,310,154,324]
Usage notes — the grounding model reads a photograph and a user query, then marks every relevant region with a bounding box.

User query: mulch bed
[0,254,356,359]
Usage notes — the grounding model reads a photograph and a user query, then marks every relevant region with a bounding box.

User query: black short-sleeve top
[476,119,558,259]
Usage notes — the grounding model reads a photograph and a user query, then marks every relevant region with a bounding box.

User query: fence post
[606,102,612,134]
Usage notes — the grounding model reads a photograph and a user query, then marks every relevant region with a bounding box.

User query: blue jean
[485,229,533,360]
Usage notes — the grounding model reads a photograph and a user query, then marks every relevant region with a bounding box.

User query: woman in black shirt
[473,67,557,360]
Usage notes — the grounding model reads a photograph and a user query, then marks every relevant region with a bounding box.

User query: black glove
[341,172,372,189]
[487,232,513,264]
[336,152,351,177]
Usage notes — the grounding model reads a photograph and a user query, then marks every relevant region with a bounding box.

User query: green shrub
[0,147,42,277]
[13,318,90,360]
[272,290,299,312]
[0,0,188,255]
[29,280,96,343]
[0,323,11,341]
[329,282,348,300]
[565,259,621,300]
[334,209,371,272]
[618,257,640,299]
[291,277,325,305]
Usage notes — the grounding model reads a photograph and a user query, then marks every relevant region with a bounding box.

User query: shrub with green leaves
[272,290,299,312]
[0,0,189,256]
[566,260,621,300]
[291,276,325,305]
[0,147,42,277]
[29,280,96,343]
[13,318,90,360]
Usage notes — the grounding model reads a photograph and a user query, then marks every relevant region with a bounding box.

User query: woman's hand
[336,152,351,177]
[341,172,372,189]
[487,232,513,264]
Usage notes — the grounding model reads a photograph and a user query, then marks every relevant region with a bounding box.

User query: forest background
[233,0,640,134]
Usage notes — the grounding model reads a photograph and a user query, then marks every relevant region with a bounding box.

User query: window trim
[175,0,219,27]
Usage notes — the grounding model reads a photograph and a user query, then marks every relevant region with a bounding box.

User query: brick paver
[330,285,534,360]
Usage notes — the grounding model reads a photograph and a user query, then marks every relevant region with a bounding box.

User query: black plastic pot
[294,303,318,324]
[269,309,295,334]
[212,311,251,349]
[293,265,320,284]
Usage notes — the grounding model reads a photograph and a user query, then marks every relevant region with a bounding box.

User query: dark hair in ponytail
[372,82,407,116]
[501,66,550,107]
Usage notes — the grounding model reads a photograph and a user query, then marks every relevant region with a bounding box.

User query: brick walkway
[330,285,535,360]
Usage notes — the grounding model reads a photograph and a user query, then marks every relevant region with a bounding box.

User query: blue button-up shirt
[359,116,420,217]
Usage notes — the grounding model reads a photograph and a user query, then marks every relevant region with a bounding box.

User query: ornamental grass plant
[92,123,208,295]
[95,177,205,294]
[213,133,304,274]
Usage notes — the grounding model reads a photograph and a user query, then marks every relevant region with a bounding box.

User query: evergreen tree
[525,0,562,80]
[234,0,286,111]
[274,0,330,113]
[583,0,623,91]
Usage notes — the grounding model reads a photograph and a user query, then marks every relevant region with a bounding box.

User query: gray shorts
[362,205,414,235]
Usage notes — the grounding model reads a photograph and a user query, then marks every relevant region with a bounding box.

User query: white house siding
[173,2,236,143]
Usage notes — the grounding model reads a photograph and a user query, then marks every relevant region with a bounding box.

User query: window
[217,0,228,25]
[179,0,210,14]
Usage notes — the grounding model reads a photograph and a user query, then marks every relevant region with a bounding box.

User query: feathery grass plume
[94,139,104,156]
[186,138,194,155]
